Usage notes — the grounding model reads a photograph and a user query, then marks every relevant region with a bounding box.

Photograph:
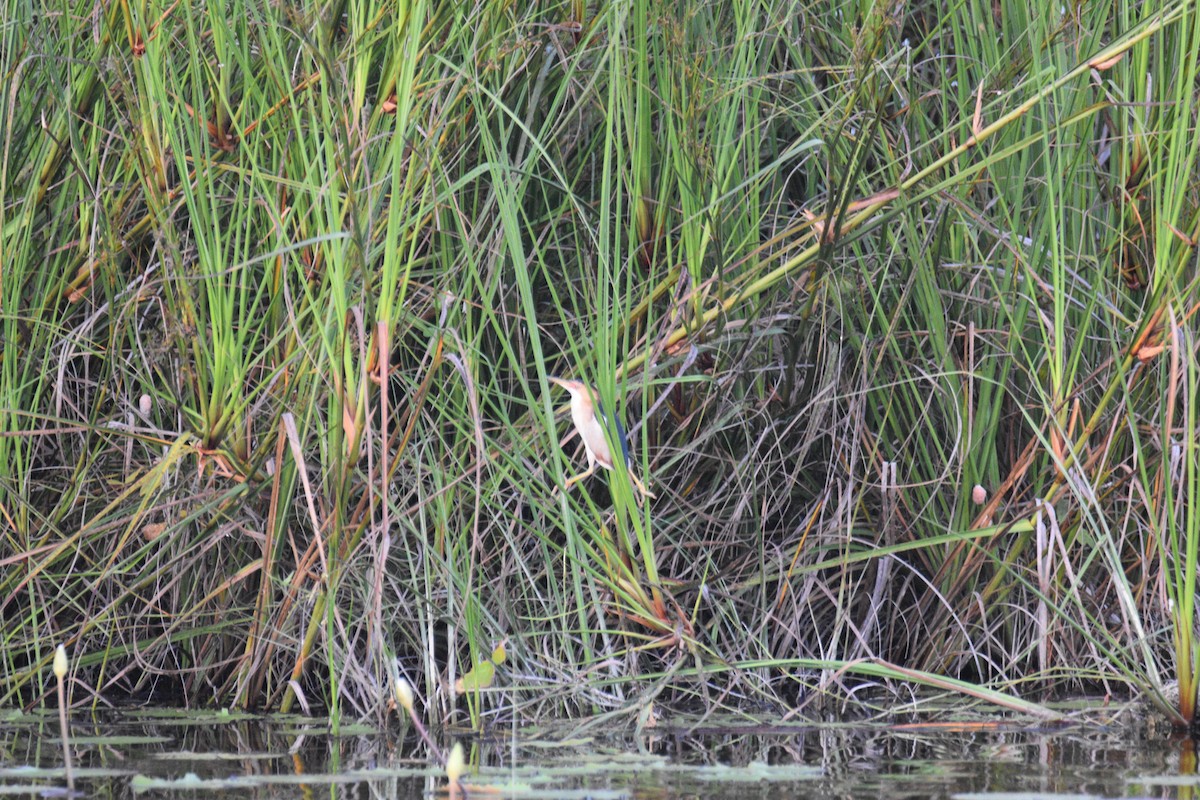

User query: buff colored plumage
[548,376,654,500]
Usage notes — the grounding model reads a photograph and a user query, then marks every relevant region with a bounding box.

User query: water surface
[0,703,1194,798]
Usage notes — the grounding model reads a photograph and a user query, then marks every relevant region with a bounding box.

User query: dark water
[0,705,1195,799]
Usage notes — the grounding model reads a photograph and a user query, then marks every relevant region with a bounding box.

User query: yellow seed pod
[53,645,68,679]
[392,677,414,714]
[446,742,465,784]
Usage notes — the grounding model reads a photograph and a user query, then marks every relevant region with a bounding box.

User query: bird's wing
[598,400,632,466]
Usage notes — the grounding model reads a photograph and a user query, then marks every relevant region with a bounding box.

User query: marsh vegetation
[2,0,1199,732]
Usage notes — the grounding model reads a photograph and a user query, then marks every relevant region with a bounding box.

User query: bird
[548,376,655,500]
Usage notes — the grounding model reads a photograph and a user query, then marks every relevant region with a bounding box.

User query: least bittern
[548,376,655,501]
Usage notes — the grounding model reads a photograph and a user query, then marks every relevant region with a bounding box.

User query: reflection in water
[0,706,1191,799]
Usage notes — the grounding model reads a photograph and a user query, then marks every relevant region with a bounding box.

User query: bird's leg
[563,447,599,491]
[628,470,656,501]
[562,463,595,491]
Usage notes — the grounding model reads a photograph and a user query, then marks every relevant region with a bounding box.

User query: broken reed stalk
[54,644,74,792]
[392,676,444,762]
